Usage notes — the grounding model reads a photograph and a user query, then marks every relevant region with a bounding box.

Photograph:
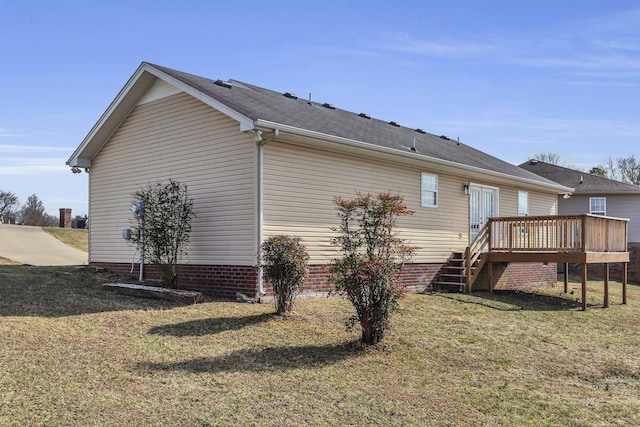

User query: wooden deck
[465,214,629,310]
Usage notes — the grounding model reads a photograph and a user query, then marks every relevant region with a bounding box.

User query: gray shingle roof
[519,160,640,194]
[149,63,563,188]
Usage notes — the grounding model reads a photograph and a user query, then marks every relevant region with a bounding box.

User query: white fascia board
[254,119,574,194]
[145,65,254,131]
[67,63,156,167]
[67,62,254,167]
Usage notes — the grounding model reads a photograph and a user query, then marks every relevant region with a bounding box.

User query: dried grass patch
[1,267,640,426]
[42,227,88,252]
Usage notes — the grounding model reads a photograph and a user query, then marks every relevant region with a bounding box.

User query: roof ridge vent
[322,103,336,110]
[389,121,400,127]
[439,135,450,140]
[214,79,232,89]
[283,92,298,99]
[358,113,371,119]
[415,128,426,134]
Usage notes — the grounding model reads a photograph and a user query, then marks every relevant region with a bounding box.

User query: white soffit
[137,79,181,105]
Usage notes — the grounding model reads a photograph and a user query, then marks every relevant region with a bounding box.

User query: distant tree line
[0,191,85,227]
[533,152,640,186]
[589,155,640,185]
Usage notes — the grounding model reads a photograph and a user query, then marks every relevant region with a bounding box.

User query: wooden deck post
[623,262,628,305]
[603,263,609,308]
[563,262,569,293]
[581,263,587,311]
[488,262,493,294]
[465,246,471,293]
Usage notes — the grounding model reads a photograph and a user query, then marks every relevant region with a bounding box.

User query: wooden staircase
[433,222,490,293]
[433,251,466,292]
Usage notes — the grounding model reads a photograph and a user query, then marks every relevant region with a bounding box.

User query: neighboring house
[67,62,573,299]
[520,159,640,282]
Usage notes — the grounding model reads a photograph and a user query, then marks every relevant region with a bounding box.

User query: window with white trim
[421,173,438,207]
[590,197,606,216]
[518,191,528,216]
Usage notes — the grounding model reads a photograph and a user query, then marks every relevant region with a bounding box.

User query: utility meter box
[122,228,132,240]
[132,201,144,218]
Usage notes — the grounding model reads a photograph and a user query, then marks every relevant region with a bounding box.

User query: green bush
[261,235,309,315]
[327,193,416,345]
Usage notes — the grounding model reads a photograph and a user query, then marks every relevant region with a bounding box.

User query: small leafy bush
[261,235,309,316]
[131,180,195,288]
[327,193,416,345]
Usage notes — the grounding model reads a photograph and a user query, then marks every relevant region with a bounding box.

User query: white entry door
[469,185,498,243]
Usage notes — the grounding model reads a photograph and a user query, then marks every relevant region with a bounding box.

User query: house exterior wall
[85,85,561,296]
[262,140,470,264]
[559,194,640,242]
[262,140,559,265]
[497,187,557,217]
[529,190,558,216]
[89,91,257,266]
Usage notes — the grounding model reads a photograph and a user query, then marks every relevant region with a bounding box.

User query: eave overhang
[253,119,575,195]
[67,62,254,168]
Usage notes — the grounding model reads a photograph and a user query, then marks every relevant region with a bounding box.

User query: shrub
[327,193,416,345]
[261,235,309,316]
[131,180,195,288]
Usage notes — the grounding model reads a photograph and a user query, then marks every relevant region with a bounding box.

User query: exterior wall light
[463,184,470,195]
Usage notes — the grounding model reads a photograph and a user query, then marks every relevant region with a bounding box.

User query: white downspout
[255,128,279,297]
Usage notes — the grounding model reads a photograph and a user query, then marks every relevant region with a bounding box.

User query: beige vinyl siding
[90,91,256,265]
[560,194,640,242]
[490,183,557,217]
[528,189,557,216]
[497,186,557,217]
[263,141,469,263]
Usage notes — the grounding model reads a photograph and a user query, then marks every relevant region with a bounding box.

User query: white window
[518,191,529,216]
[590,197,606,216]
[421,173,438,207]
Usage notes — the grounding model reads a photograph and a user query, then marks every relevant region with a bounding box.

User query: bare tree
[21,194,47,226]
[595,156,622,181]
[617,155,640,185]
[0,190,19,223]
[594,155,640,185]
[534,152,561,165]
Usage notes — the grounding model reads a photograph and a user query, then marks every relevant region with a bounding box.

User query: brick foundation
[92,260,558,300]
[251,263,442,298]
[91,262,259,300]
[472,262,558,291]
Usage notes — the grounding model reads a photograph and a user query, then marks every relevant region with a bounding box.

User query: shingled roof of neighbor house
[68,62,571,193]
[519,160,640,194]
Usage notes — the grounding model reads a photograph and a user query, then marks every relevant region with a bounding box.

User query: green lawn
[1,265,639,426]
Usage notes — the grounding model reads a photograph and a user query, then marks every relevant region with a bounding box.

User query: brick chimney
[59,208,72,228]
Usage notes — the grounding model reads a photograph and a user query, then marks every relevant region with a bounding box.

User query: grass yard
[1,266,639,426]
[42,227,88,252]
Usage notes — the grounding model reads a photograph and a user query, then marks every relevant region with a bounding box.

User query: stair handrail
[465,221,491,291]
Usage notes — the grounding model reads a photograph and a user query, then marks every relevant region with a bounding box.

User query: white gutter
[254,119,574,194]
[253,128,279,297]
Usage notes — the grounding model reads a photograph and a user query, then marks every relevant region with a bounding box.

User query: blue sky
[1,1,639,216]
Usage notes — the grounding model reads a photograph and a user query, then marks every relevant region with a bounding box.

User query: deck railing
[489,214,628,253]
[464,214,628,291]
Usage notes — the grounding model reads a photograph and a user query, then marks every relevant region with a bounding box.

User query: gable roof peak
[69,62,572,194]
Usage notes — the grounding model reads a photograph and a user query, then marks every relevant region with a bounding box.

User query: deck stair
[433,251,467,292]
